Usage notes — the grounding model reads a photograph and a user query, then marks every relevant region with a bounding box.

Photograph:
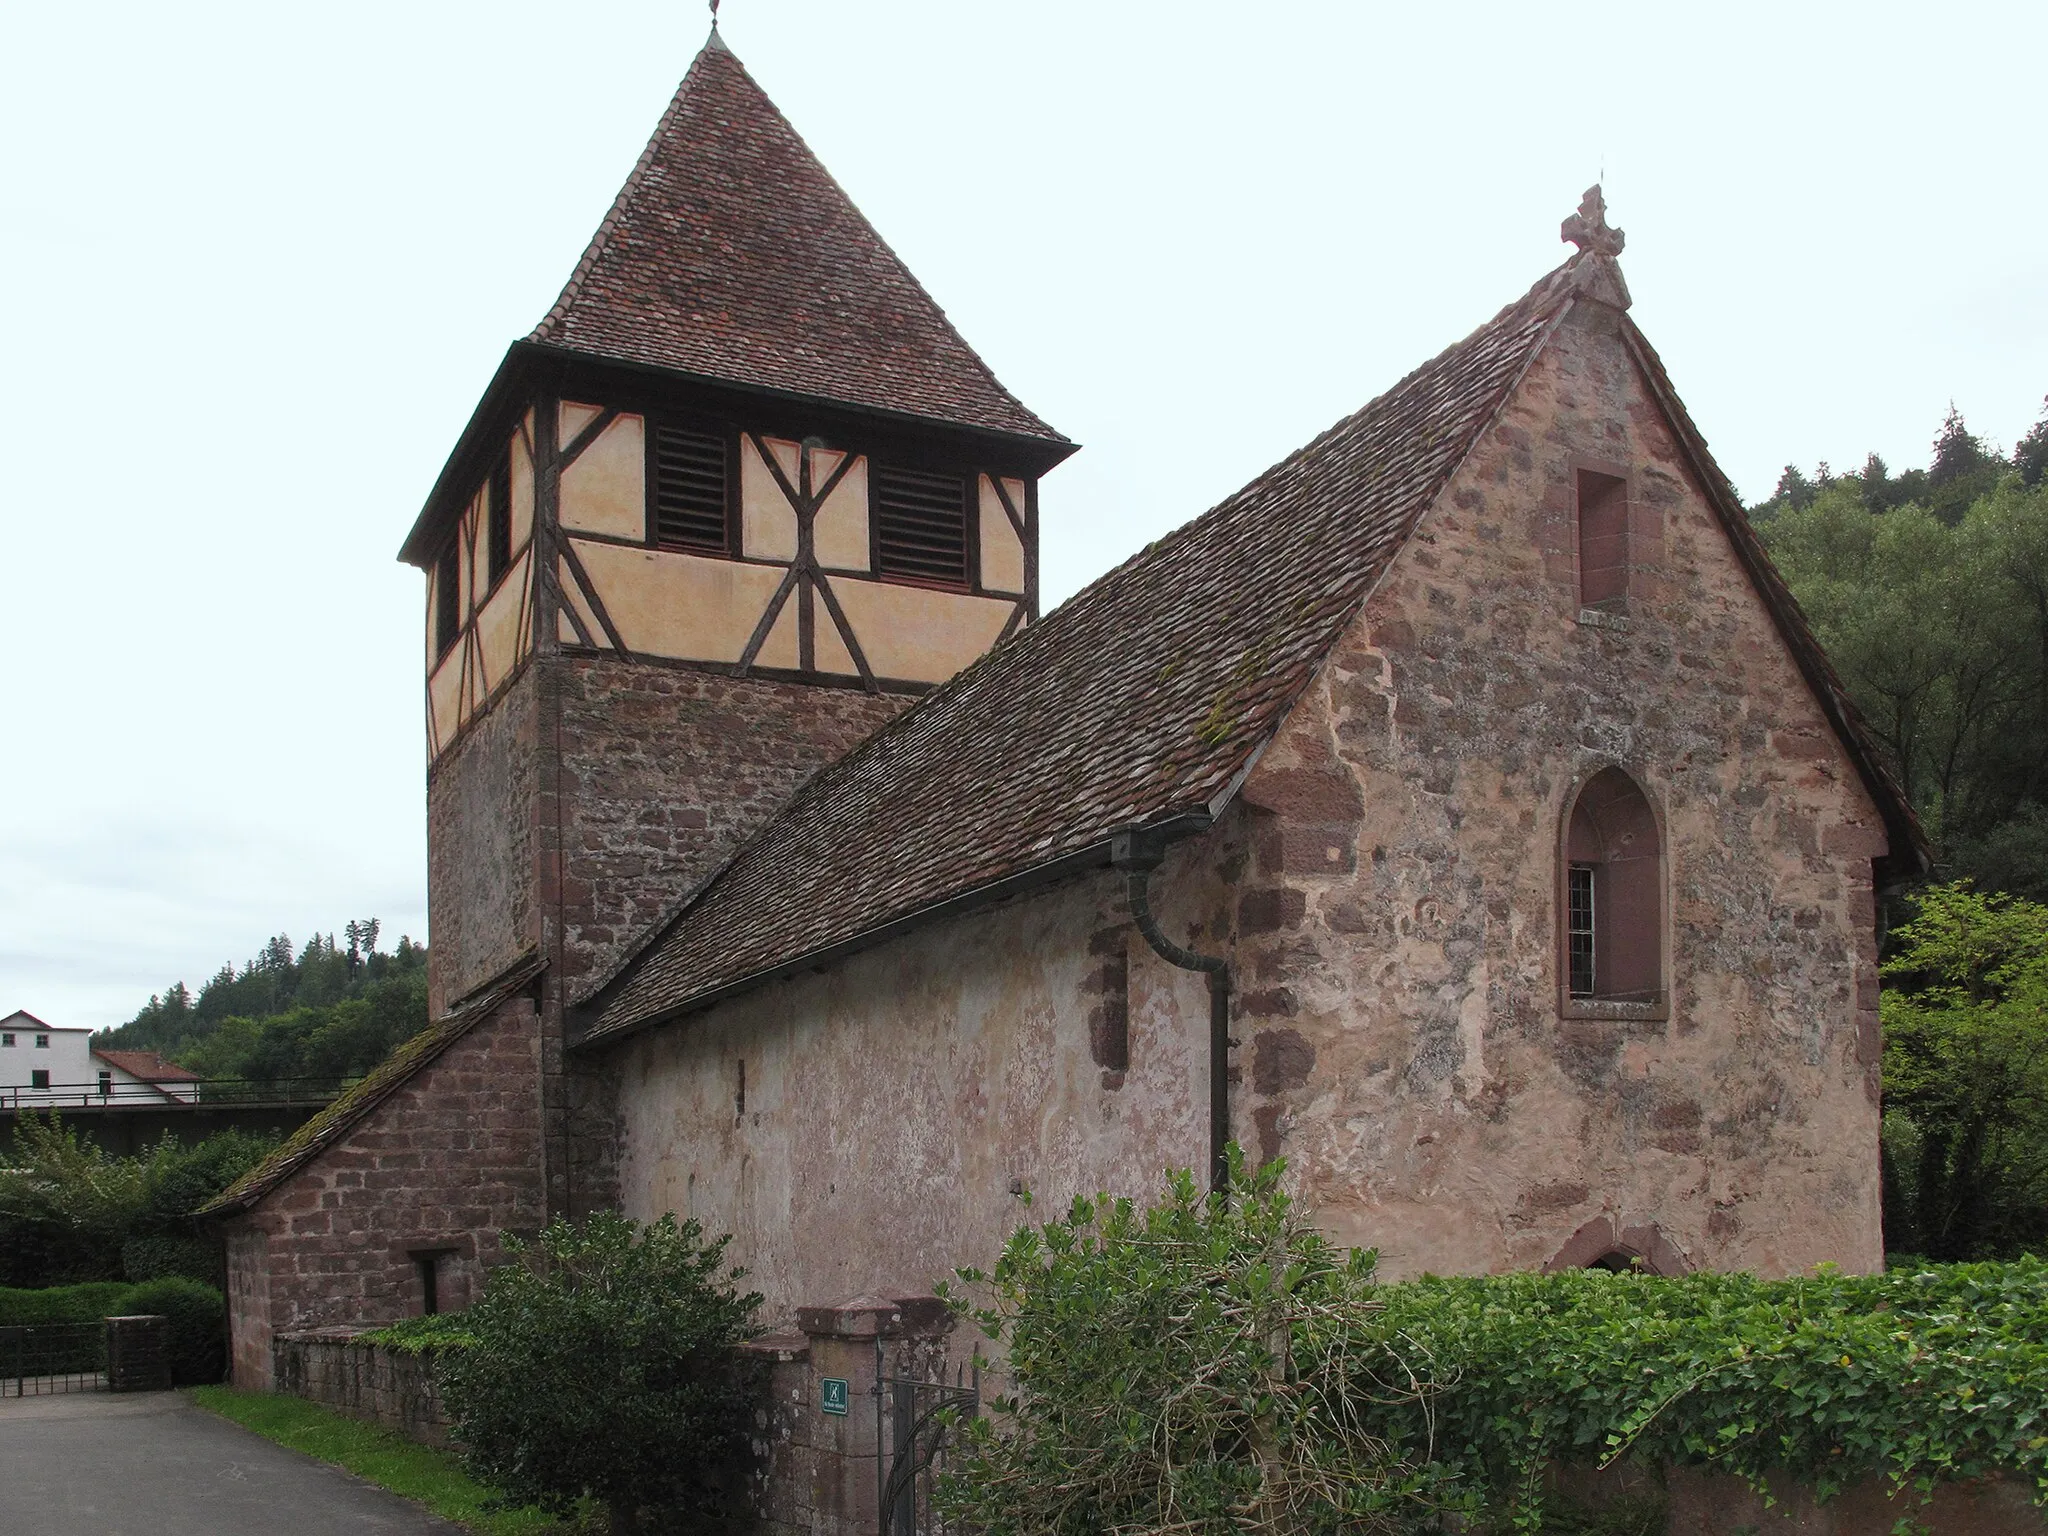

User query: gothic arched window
[1562,767,1664,1006]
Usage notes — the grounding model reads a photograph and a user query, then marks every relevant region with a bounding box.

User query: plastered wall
[610,855,1221,1324]
[1228,302,1888,1279]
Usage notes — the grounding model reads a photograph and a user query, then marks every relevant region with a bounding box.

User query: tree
[2017,397,2048,489]
[1880,883,2048,1259]
[1774,462,1818,510]
[438,1212,763,1533]
[1928,404,2007,525]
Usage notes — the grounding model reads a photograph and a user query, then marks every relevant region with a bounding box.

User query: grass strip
[187,1385,568,1534]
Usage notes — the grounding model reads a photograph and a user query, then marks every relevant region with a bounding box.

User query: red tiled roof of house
[92,1049,201,1083]
[576,246,1927,1048]
[527,32,1062,445]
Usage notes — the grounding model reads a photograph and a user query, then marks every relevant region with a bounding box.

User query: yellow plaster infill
[557,555,607,648]
[978,476,1027,594]
[813,451,870,570]
[511,428,535,550]
[757,588,801,670]
[826,578,1015,684]
[474,547,532,688]
[427,644,463,757]
[571,539,788,663]
[741,435,800,561]
[813,599,857,676]
[560,400,604,446]
[560,413,646,540]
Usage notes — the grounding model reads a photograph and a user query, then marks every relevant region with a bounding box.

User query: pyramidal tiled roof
[578,259,1592,1044]
[527,32,1062,444]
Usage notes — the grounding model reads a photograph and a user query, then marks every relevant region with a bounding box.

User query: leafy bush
[365,1310,477,1355]
[940,1153,1455,1536]
[0,1115,148,1286]
[1879,882,2048,1258]
[120,1233,220,1285]
[0,1280,134,1328]
[944,1158,2048,1535]
[119,1276,226,1385]
[438,1212,762,1533]
[0,1117,273,1287]
[1366,1260,2048,1526]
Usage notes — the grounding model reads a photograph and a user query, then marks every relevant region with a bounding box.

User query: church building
[206,26,1924,1387]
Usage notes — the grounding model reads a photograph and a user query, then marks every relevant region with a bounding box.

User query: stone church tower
[396,29,1074,1217]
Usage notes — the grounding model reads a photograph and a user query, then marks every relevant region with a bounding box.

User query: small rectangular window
[650,424,730,553]
[874,465,968,585]
[1,1034,13,1047]
[98,1071,112,1096]
[486,449,513,588]
[1567,863,1596,998]
[34,1034,48,1049]
[30,1069,50,1090]
[435,547,461,658]
[1577,470,1629,608]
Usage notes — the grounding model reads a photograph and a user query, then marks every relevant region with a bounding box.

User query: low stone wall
[272,1327,450,1449]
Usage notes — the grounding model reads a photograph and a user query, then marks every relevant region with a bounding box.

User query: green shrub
[939,1152,1456,1536]
[0,1280,134,1327]
[943,1157,2048,1535]
[1364,1259,2048,1525]
[438,1211,762,1532]
[119,1276,226,1385]
[365,1310,476,1355]
[120,1233,221,1285]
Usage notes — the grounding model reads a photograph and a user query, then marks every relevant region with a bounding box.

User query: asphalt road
[0,1389,465,1534]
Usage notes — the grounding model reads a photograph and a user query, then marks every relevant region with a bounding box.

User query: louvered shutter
[874,466,968,584]
[652,425,730,552]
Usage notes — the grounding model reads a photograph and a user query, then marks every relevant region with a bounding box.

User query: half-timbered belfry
[394,28,1073,1215]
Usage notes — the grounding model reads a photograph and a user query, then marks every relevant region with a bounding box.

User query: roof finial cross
[1561,185,1625,260]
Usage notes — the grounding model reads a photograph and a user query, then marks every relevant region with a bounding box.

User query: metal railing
[0,1077,344,1111]
[1,1323,106,1396]
[878,1363,980,1536]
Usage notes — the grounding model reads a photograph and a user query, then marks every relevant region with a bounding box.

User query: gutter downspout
[1112,830,1232,1194]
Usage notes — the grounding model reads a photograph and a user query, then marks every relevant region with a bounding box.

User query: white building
[0,1011,200,1108]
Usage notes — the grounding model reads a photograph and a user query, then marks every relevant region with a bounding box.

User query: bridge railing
[0,1077,344,1111]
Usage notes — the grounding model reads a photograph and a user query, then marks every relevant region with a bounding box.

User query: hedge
[941,1158,2048,1535]
[0,1277,225,1383]
[1367,1259,2048,1521]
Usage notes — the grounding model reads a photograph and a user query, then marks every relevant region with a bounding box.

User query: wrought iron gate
[1,1323,108,1396]
[876,1359,980,1536]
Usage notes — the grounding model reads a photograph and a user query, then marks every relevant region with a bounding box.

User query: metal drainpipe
[1111,831,1233,1194]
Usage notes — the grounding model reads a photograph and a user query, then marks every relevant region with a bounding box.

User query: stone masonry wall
[546,655,906,1218]
[426,665,541,1016]
[1228,298,1889,1278]
[220,999,547,1389]
[552,655,907,996]
[273,1329,451,1448]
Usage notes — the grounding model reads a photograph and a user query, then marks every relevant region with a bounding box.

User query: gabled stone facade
[219,996,546,1389]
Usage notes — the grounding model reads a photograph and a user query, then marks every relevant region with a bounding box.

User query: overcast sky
[3,1,2042,1031]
